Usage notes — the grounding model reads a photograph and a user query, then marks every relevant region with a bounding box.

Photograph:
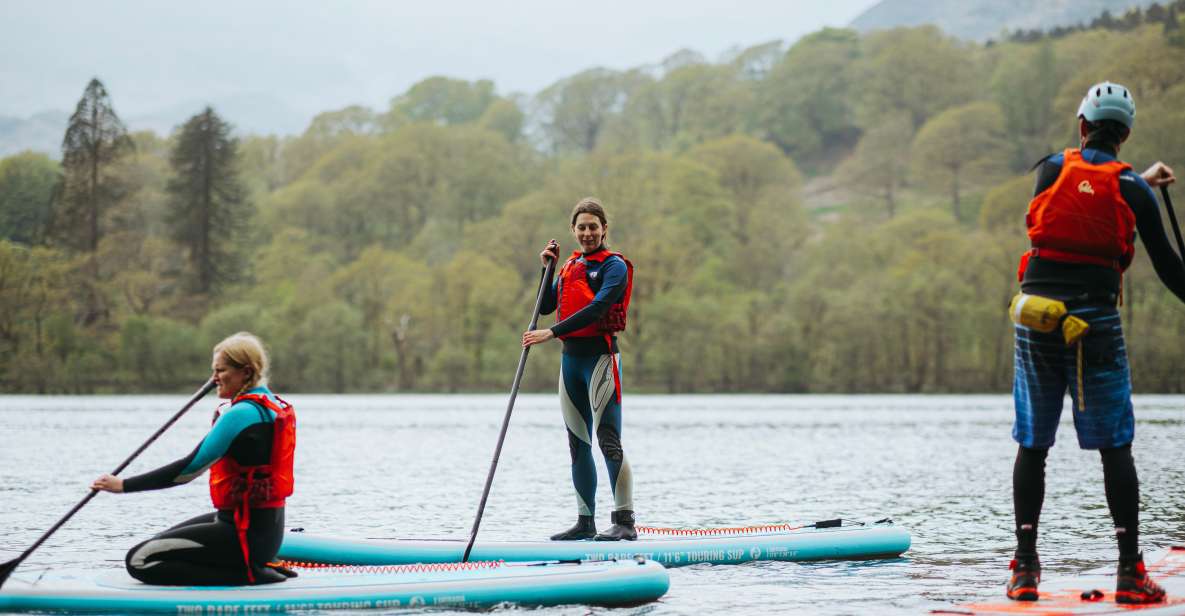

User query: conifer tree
[166,107,251,294]
[51,78,132,255]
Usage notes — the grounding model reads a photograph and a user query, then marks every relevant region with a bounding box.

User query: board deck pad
[933,547,1185,615]
[279,518,911,567]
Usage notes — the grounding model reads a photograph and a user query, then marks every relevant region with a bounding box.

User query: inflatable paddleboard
[279,518,910,567]
[933,546,1185,615]
[0,558,669,613]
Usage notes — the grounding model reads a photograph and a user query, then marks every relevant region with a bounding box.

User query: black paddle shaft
[0,379,216,588]
[462,254,557,562]
[1160,186,1185,261]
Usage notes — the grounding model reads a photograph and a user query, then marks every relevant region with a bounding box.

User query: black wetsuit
[121,387,286,586]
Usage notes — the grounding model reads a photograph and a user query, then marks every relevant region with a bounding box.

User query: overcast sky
[1,0,879,127]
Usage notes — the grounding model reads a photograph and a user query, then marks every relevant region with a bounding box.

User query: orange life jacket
[556,248,633,402]
[208,392,295,582]
[557,249,633,339]
[1017,148,1136,281]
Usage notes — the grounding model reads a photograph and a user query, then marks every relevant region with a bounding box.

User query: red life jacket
[1017,148,1136,281]
[556,248,633,401]
[208,392,295,583]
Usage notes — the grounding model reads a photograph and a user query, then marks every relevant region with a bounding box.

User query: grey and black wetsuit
[539,250,633,518]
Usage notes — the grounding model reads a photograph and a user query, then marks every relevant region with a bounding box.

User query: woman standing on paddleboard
[91,332,296,585]
[1007,81,1180,604]
[523,197,637,541]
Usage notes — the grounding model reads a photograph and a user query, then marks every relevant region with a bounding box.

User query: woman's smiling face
[572,212,606,253]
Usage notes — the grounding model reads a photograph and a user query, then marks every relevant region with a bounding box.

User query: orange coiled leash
[635,519,844,537]
[275,560,506,575]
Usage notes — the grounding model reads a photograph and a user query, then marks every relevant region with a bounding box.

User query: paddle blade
[0,556,21,588]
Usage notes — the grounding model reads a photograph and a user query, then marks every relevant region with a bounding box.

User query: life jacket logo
[1078,180,1095,195]
[589,271,599,280]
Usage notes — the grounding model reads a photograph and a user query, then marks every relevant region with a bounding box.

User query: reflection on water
[0,394,1182,615]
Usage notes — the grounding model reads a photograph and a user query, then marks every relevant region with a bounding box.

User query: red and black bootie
[1115,554,1166,604]
[1006,553,1041,601]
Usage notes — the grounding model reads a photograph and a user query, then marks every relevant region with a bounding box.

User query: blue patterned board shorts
[1012,304,1134,450]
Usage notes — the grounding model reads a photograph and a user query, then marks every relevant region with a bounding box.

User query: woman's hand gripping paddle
[462,248,558,563]
[0,379,216,588]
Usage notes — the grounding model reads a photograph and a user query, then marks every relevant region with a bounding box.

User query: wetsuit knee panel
[596,423,624,462]
[566,430,588,462]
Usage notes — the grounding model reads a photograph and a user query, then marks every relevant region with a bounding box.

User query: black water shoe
[250,565,290,585]
[594,510,637,541]
[550,515,596,541]
[266,562,299,578]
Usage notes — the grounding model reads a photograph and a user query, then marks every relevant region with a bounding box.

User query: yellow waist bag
[1009,292,1094,411]
[1008,293,1089,345]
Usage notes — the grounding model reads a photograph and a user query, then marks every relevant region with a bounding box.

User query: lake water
[1,394,1183,615]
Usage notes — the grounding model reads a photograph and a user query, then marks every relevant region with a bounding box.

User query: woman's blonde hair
[213,331,269,392]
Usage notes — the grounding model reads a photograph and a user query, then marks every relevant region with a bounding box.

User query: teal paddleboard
[279,518,910,567]
[0,558,669,613]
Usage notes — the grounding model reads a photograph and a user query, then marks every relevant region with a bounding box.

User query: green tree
[686,135,807,287]
[291,300,368,392]
[379,255,436,390]
[166,107,252,293]
[0,241,74,391]
[725,40,784,81]
[833,111,914,219]
[438,252,519,388]
[979,175,1033,234]
[536,68,635,154]
[619,63,753,151]
[239,135,285,194]
[280,106,380,186]
[389,77,497,125]
[991,42,1059,170]
[911,101,1009,221]
[852,27,979,130]
[331,246,436,388]
[51,78,133,256]
[756,28,861,164]
[118,316,205,389]
[0,152,60,244]
[305,105,379,138]
[478,98,526,143]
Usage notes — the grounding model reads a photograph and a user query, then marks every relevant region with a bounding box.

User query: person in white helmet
[1007,81,1179,604]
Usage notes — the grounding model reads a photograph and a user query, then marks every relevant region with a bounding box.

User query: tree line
[1004,0,1185,44]
[1,13,1184,394]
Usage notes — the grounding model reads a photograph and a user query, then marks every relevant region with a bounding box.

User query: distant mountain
[0,110,68,157]
[127,92,312,139]
[849,0,1161,41]
[1,95,313,158]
